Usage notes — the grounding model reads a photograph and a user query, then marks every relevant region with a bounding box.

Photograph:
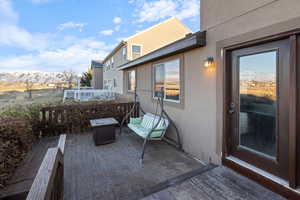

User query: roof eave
[118,31,206,70]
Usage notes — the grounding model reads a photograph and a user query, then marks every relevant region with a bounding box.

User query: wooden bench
[26,134,66,200]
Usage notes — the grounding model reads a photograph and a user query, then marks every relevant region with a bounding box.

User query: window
[122,46,127,59]
[132,45,141,59]
[104,80,108,89]
[154,59,180,102]
[111,57,114,68]
[127,70,136,91]
[113,78,117,88]
[107,80,113,89]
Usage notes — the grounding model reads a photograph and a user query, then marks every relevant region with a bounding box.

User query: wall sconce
[204,57,214,68]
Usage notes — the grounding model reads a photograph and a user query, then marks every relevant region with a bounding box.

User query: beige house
[101,17,191,93]
[119,0,300,198]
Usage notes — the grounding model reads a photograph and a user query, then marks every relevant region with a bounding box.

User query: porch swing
[120,88,182,162]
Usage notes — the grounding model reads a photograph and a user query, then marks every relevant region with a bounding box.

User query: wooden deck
[63,129,284,200]
[0,129,285,200]
[142,166,284,200]
[0,136,58,199]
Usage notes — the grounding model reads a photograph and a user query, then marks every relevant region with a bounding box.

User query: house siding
[91,67,103,89]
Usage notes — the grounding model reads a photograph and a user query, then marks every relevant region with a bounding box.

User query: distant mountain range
[0,71,76,84]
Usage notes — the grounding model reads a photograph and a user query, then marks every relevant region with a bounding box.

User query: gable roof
[118,31,206,70]
[125,17,191,41]
[101,17,191,64]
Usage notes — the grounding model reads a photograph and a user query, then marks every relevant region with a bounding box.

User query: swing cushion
[128,113,169,139]
[129,117,142,124]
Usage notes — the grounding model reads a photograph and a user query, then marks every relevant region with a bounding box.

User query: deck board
[64,130,202,200]
[0,136,58,199]
[142,166,285,200]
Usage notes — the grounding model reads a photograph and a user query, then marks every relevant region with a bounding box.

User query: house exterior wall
[102,45,127,92]
[125,17,191,60]
[114,45,128,67]
[123,0,300,165]
[103,17,191,94]
[91,67,103,89]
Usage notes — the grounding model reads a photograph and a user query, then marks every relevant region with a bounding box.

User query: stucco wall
[203,0,300,163]
[123,51,218,163]
[122,0,300,165]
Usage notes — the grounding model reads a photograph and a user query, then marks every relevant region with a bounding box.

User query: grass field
[0,88,64,112]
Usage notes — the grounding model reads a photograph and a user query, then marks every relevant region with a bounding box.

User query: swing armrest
[130,117,142,124]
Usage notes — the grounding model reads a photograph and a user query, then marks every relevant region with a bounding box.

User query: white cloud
[0,24,51,51]
[114,25,121,31]
[116,37,125,42]
[132,0,200,23]
[0,0,18,23]
[175,0,199,20]
[30,0,52,4]
[0,1,113,73]
[100,29,114,35]
[0,39,112,73]
[0,0,50,51]
[57,22,87,32]
[113,17,122,24]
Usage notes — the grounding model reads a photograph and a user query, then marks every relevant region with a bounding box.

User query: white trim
[122,46,127,60]
[226,156,300,195]
[131,44,143,59]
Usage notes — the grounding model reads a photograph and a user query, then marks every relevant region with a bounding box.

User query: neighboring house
[119,0,300,198]
[101,17,191,93]
[91,60,103,89]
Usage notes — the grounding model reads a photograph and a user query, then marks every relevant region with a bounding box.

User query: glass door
[228,39,290,180]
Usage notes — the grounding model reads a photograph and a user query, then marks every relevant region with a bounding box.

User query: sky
[0,0,200,74]
[240,51,276,82]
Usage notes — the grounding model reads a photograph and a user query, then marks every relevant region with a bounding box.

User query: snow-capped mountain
[0,71,76,84]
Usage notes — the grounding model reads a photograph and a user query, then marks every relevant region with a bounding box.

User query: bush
[0,103,51,187]
[0,116,35,187]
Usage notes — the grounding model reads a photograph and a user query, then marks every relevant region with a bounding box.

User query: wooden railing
[38,102,139,136]
[26,134,66,200]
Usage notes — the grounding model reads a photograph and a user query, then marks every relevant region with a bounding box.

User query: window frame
[152,58,181,103]
[131,44,142,59]
[127,69,136,92]
[122,46,127,59]
[111,57,114,68]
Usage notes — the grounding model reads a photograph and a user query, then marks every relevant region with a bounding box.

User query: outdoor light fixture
[204,57,214,68]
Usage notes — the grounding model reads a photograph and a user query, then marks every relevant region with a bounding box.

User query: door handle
[228,102,236,114]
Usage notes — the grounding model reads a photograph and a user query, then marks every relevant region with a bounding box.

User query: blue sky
[240,51,276,82]
[0,0,200,73]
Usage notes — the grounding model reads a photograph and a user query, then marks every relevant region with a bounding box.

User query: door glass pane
[239,51,277,157]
